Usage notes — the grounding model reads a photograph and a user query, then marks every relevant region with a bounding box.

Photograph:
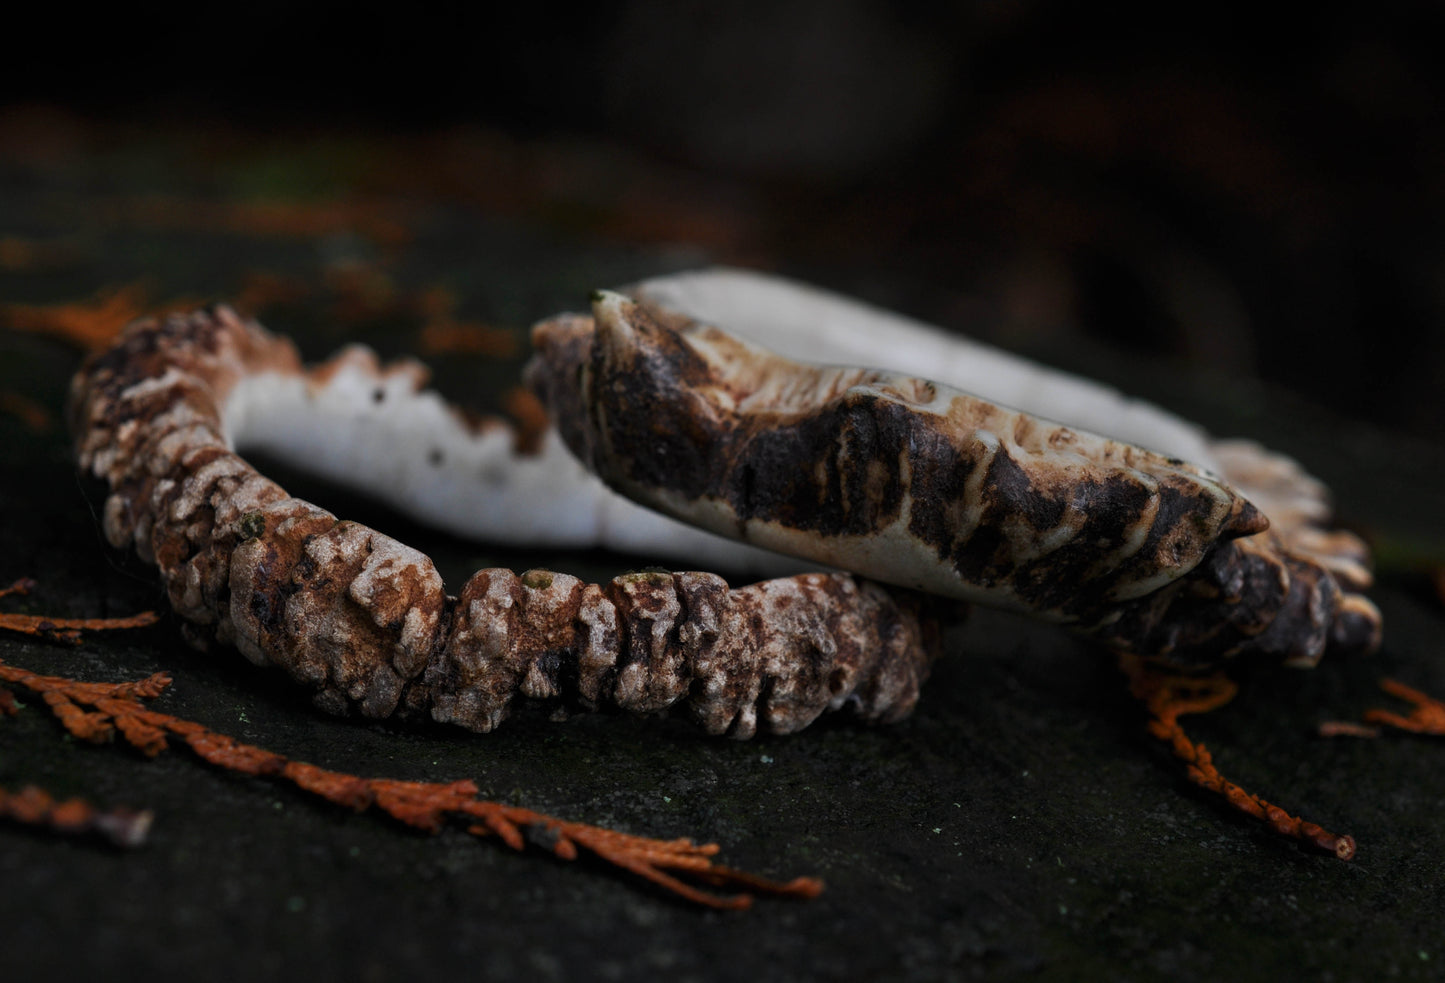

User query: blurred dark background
[4,0,1443,443]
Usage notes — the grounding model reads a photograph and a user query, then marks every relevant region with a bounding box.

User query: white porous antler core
[221,340,792,572]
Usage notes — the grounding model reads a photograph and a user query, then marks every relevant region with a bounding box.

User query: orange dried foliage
[0,235,80,272]
[321,261,402,322]
[233,270,316,314]
[0,657,820,908]
[1119,653,1356,860]
[0,578,159,643]
[1,285,203,353]
[1315,719,1383,739]
[113,195,412,249]
[0,391,53,432]
[502,385,551,455]
[1,285,150,351]
[0,579,819,907]
[1367,678,1445,734]
[232,268,437,330]
[0,580,161,847]
[0,783,153,847]
[412,284,519,358]
[1320,678,1445,739]
[0,236,40,270]
[417,319,519,358]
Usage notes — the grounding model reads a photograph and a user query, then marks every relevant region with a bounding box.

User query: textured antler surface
[70,306,938,735]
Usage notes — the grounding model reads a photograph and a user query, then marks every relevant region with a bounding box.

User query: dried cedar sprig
[0,390,53,431]
[0,578,160,643]
[0,577,35,600]
[0,783,153,847]
[0,656,821,909]
[0,583,158,847]
[1119,653,1356,860]
[1,285,150,351]
[1361,678,1445,735]
[1320,678,1445,739]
